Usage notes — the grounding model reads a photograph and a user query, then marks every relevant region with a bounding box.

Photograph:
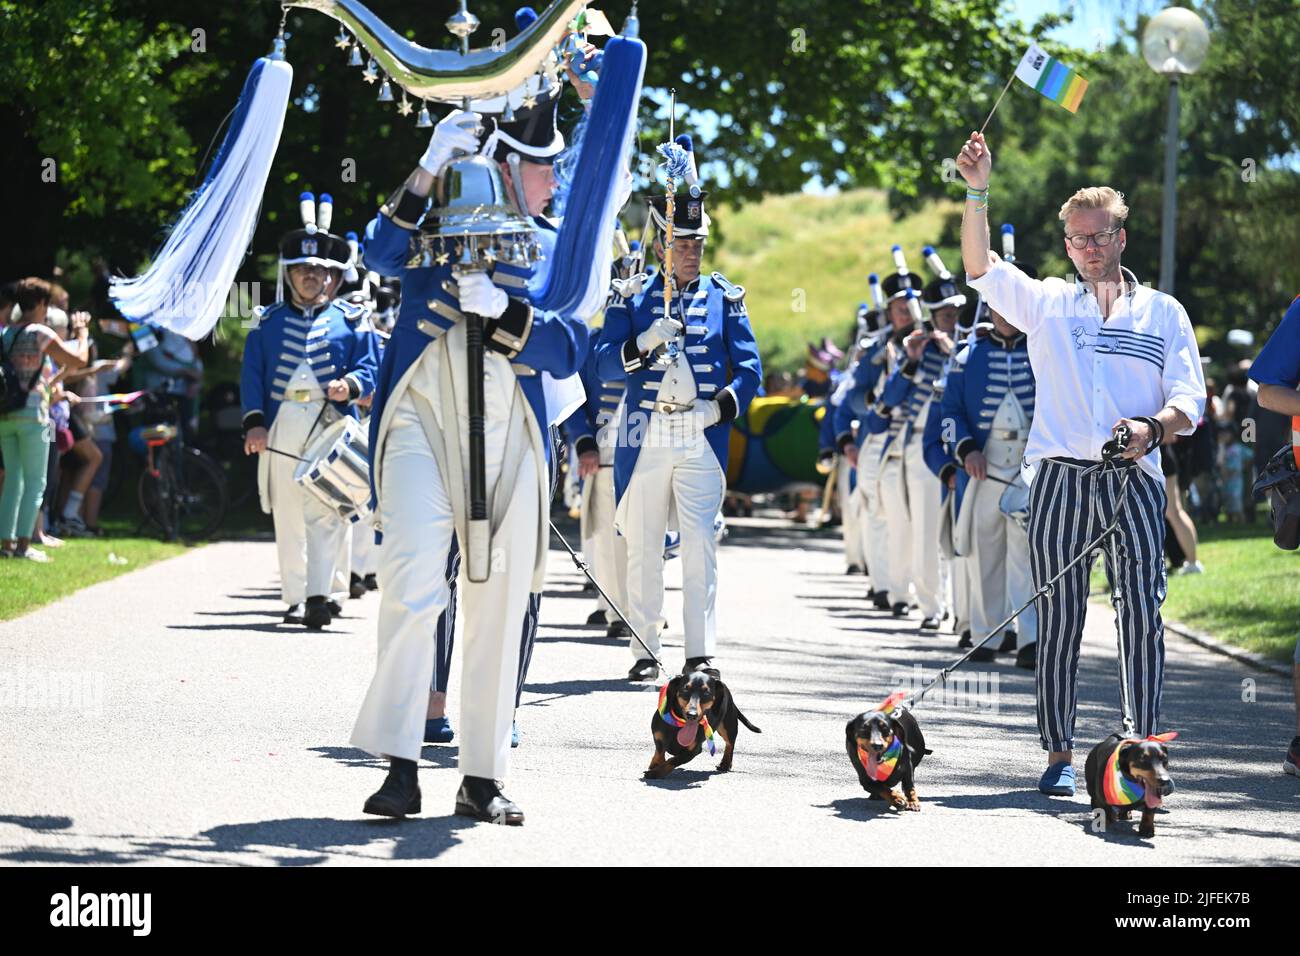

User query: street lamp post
[1142,7,1211,296]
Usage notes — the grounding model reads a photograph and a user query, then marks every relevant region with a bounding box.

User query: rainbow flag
[1014,42,1089,113]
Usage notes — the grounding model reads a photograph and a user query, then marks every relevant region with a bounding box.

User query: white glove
[694,399,722,428]
[636,316,683,353]
[418,109,481,175]
[457,271,508,319]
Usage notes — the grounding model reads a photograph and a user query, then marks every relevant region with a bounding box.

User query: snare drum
[294,417,372,522]
[997,474,1031,533]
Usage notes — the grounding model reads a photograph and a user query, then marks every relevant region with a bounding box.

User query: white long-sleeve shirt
[967,261,1206,484]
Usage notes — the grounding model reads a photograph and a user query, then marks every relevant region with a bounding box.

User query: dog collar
[858,736,902,782]
[657,683,721,756]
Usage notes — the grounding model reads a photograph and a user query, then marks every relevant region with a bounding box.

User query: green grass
[709,189,959,372]
[0,520,192,621]
[1091,519,1299,664]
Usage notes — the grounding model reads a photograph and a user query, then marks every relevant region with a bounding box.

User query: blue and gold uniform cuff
[484,297,534,359]
[574,435,599,457]
[242,410,266,432]
[955,437,979,462]
[381,183,427,230]
[939,462,958,483]
[716,387,739,424]
[622,338,648,373]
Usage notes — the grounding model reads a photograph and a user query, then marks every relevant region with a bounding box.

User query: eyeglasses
[1064,227,1121,250]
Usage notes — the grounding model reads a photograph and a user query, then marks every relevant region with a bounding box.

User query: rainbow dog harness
[1102,732,1178,806]
[857,691,909,783]
[657,682,723,756]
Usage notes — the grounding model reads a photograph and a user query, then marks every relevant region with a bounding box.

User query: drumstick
[264,446,310,463]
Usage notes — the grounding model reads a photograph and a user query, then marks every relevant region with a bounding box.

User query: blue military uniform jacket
[594,270,762,505]
[561,346,626,456]
[240,298,380,431]
[361,195,590,487]
[834,336,888,450]
[940,328,1036,465]
[864,338,948,456]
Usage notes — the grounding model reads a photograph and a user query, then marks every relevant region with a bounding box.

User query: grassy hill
[708,189,961,375]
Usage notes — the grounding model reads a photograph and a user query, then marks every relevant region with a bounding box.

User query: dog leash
[548,521,667,671]
[901,426,1139,716]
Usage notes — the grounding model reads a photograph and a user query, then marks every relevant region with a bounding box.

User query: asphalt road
[1,517,1296,865]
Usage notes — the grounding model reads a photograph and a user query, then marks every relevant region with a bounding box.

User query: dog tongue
[677,719,699,748]
[1144,789,1163,809]
[865,753,880,778]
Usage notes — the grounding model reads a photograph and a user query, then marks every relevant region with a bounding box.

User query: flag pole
[979,70,1017,134]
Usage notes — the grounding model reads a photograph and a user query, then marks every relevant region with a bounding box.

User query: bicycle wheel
[139,446,228,541]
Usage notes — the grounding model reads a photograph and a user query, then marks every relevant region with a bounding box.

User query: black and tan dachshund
[645,671,761,779]
[1084,732,1177,838]
[845,694,930,811]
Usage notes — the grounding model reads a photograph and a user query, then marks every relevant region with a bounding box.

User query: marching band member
[596,144,762,681]
[866,260,947,624]
[836,290,893,609]
[958,131,1206,797]
[241,193,379,630]
[351,85,589,823]
[562,346,631,638]
[943,248,1039,670]
[818,329,863,573]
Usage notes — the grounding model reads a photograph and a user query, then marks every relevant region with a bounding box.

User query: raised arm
[956,131,993,280]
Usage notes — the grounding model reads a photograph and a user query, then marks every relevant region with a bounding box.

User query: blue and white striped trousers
[1028,458,1168,752]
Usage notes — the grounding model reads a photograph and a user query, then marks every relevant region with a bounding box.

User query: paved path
[1,518,1296,865]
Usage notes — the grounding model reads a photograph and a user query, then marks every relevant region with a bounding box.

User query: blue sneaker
[511,722,520,749]
[1038,761,1076,796]
[423,717,455,744]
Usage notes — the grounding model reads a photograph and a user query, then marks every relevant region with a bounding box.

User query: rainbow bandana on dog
[657,682,722,756]
[1102,732,1178,806]
[857,691,909,782]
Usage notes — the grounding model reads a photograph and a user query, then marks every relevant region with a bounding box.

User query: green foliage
[709,189,958,371]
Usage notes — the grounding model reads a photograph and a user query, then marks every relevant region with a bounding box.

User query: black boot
[303,596,331,630]
[455,776,524,825]
[627,659,659,681]
[362,757,421,817]
[870,590,892,611]
[349,573,367,600]
[326,598,343,617]
[606,620,631,639]
[957,629,973,649]
[283,604,304,625]
[683,657,720,678]
[998,630,1018,653]
[586,609,608,626]
[891,601,910,618]
[970,646,997,663]
[1015,642,1038,670]
[364,573,379,591]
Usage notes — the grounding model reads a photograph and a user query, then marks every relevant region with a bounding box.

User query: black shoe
[283,604,304,625]
[846,564,864,576]
[1015,642,1037,670]
[326,598,343,617]
[627,659,659,681]
[586,609,608,626]
[871,590,892,611]
[891,602,910,618]
[683,657,720,678]
[660,618,669,632]
[970,646,997,663]
[362,758,421,817]
[364,573,379,592]
[455,776,524,826]
[606,620,631,639]
[349,573,367,600]
[957,629,973,649]
[999,630,1017,653]
[304,596,331,630]
[919,616,941,631]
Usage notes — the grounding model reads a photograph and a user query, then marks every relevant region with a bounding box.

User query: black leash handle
[548,521,666,671]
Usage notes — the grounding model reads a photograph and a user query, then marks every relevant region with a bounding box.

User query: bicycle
[132,390,229,541]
